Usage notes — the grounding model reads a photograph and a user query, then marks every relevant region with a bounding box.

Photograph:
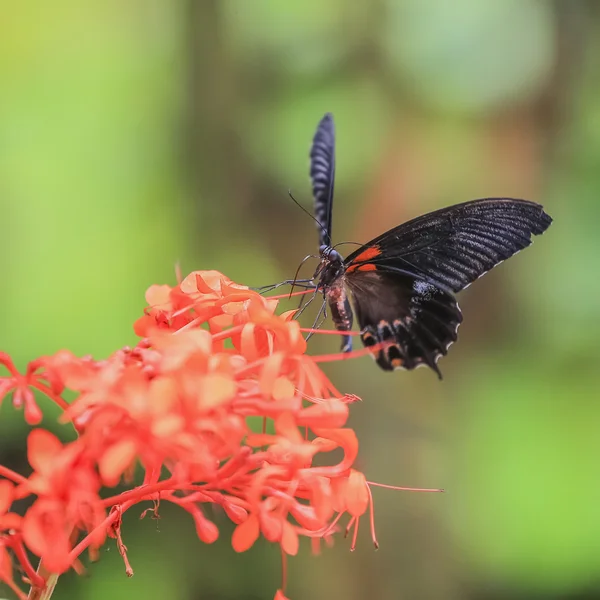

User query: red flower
[0,480,34,599]
[0,480,21,532]
[19,430,105,573]
[0,353,63,425]
[0,269,440,599]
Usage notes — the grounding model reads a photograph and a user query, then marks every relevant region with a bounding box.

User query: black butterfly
[306,112,552,378]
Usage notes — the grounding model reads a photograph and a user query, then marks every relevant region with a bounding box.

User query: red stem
[280,546,288,593]
[0,464,28,484]
[29,382,69,411]
[100,478,183,507]
[68,500,134,562]
[11,537,45,588]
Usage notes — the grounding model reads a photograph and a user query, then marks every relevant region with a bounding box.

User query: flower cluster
[0,270,418,600]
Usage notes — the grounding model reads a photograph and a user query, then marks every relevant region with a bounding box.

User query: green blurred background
[1,1,600,599]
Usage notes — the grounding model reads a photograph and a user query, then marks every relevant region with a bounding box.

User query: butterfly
[306,112,552,378]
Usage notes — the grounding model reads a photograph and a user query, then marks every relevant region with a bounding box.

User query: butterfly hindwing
[345,269,462,378]
[345,198,553,293]
[310,113,336,246]
[342,198,551,376]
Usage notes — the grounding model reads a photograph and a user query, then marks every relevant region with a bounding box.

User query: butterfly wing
[345,198,552,292]
[344,198,552,377]
[345,270,462,378]
[310,113,336,246]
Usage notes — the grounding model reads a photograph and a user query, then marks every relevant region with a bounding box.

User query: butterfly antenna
[332,241,364,251]
[288,189,330,245]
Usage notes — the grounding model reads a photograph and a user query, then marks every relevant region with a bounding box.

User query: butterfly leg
[304,299,328,342]
[295,285,320,319]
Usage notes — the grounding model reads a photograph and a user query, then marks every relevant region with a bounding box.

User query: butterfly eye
[328,249,342,263]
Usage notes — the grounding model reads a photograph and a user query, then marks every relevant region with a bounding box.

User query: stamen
[212,325,245,341]
[173,317,204,334]
[321,511,344,538]
[172,302,199,318]
[299,328,362,336]
[312,342,389,364]
[350,517,359,551]
[344,516,355,538]
[367,481,444,493]
[366,484,379,549]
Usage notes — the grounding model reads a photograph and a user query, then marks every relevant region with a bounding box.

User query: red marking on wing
[352,246,381,263]
[347,262,378,273]
[346,246,381,273]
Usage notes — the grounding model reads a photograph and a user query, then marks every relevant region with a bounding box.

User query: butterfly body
[308,113,552,378]
[313,246,354,353]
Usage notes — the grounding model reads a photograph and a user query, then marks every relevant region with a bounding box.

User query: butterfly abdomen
[326,281,354,353]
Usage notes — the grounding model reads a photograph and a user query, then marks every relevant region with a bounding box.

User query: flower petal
[259,353,285,396]
[192,510,219,544]
[297,399,349,429]
[311,428,359,475]
[22,498,72,573]
[145,284,172,307]
[281,521,299,556]
[99,440,137,487]
[272,377,295,401]
[0,513,22,530]
[199,374,236,409]
[345,470,369,517]
[27,429,63,474]
[274,412,303,444]
[232,514,259,552]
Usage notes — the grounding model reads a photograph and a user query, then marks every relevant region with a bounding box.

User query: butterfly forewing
[342,198,552,377]
[310,113,336,246]
[344,198,552,293]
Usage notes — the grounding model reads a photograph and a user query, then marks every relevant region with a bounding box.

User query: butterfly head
[313,244,345,289]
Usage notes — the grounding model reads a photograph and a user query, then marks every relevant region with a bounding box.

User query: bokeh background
[1,1,600,599]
